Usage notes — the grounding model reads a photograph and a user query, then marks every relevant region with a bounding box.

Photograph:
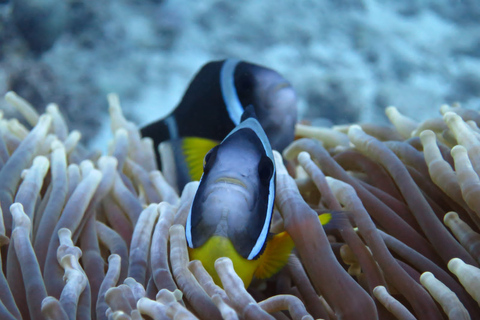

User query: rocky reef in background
[1,0,480,148]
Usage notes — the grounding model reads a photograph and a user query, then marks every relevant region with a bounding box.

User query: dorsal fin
[241,105,258,122]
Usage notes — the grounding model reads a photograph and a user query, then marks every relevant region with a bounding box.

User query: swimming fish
[185,106,332,288]
[141,59,298,189]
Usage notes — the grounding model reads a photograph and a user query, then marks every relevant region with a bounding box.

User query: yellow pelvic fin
[188,236,260,288]
[254,212,334,279]
[182,137,219,181]
[255,231,295,279]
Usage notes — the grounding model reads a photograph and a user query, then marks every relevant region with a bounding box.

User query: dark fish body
[141,59,298,175]
[186,106,279,287]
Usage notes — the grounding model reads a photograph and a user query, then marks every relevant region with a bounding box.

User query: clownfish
[141,59,297,190]
[186,106,332,288]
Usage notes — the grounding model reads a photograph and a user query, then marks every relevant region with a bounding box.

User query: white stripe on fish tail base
[165,115,179,140]
[220,59,244,125]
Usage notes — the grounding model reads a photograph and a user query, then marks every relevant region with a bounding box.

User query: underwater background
[0,0,479,150]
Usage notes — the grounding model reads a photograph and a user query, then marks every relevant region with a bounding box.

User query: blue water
[0,0,479,150]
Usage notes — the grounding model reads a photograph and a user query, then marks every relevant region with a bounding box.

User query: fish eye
[203,146,219,172]
[258,155,274,184]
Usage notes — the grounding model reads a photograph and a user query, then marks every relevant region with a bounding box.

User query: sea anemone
[1,91,480,319]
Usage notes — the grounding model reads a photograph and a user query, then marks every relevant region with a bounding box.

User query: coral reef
[2,91,480,319]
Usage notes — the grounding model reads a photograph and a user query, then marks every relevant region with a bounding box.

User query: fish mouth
[215,177,247,188]
[271,81,292,93]
[203,177,253,211]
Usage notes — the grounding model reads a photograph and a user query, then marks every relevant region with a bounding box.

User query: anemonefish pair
[185,106,333,288]
[141,59,298,190]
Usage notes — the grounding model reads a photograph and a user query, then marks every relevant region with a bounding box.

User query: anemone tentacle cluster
[1,91,480,319]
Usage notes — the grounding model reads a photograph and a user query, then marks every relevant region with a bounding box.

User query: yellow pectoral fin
[182,137,219,181]
[188,236,260,288]
[254,231,295,279]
